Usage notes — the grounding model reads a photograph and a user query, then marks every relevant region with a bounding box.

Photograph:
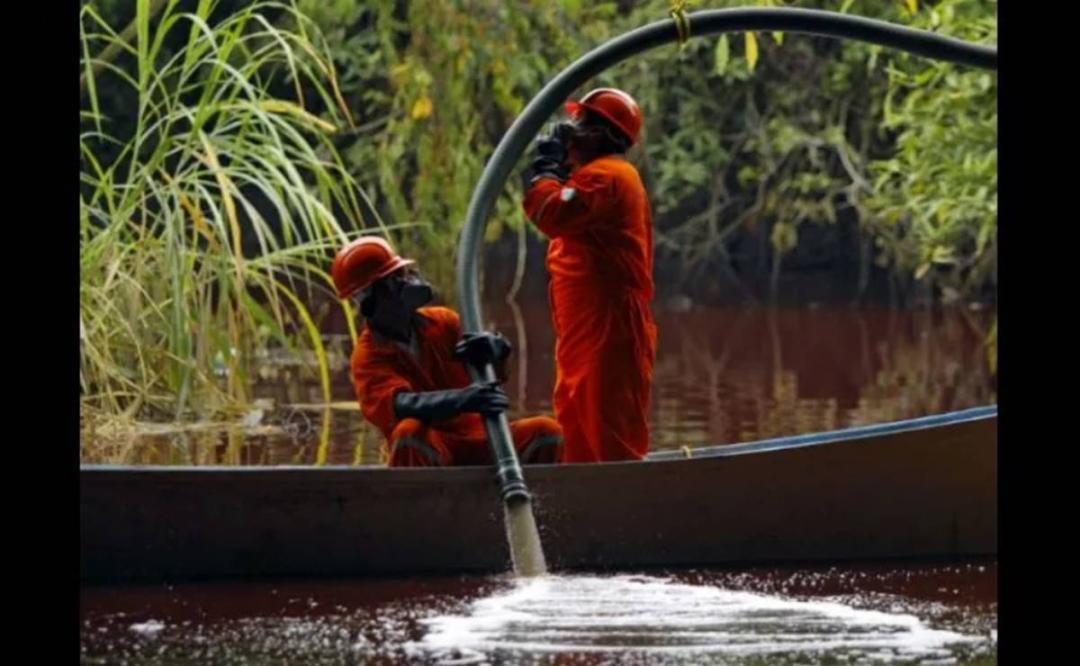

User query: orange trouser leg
[440,415,563,466]
[387,418,453,467]
[553,296,656,463]
[509,416,563,464]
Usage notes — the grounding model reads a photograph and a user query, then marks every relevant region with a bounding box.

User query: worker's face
[565,122,594,169]
[566,118,623,168]
[366,268,434,326]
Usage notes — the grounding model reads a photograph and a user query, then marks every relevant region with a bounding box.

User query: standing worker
[522,87,657,463]
[332,237,562,467]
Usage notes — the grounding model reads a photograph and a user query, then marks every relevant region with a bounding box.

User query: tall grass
[80,0,386,423]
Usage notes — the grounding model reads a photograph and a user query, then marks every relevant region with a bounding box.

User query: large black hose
[456,7,997,505]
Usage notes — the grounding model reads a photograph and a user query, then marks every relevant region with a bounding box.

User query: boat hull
[81,407,996,583]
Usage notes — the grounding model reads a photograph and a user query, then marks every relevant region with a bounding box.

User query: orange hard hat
[565,87,643,146]
[330,236,415,300]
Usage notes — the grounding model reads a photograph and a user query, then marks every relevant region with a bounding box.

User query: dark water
[81,305,997,661]
[80,560,997,664]
[82,304,995,466]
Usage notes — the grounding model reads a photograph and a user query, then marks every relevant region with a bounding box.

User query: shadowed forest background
[80,0,996,461]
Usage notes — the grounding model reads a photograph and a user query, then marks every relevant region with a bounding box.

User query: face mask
[359,272,433,322]
[382,270,434,310]
[400,278,434,310]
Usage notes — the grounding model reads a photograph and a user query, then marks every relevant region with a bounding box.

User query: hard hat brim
[564,101,634,145]
[335,256,415,300]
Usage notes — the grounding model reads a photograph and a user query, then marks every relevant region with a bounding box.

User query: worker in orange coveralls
[522,87,657,463]
[331,237,562,467]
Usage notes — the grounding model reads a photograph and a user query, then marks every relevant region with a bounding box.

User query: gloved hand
[526,122,574,184]
[392,382,509,422]
[455,332,513,368]
[538,122,574,160]
[555,120,577,144]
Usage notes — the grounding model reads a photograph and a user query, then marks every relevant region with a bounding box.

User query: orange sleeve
[428,307,486,383]
[351,347,412,438]
[418,306,464,359]
[432,307,463,349]
[522,165,618,238]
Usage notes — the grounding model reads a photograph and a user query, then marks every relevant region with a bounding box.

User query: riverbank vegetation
[80,0,996,428]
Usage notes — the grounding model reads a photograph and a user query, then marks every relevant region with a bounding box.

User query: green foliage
[80,0,380,420]
[296,0,586,293]
[81,0,998,420]
[222,0,998,302]
[863,0,997,296]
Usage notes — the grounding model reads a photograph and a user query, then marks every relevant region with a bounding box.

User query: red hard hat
[331,236,415,300]
[565,87,643,146]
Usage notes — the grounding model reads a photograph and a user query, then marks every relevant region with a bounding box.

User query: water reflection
[81,305,996,466]
[642,306,996,449]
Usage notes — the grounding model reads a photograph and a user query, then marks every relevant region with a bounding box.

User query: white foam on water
[129,619,166,636]
[410,574,984,663]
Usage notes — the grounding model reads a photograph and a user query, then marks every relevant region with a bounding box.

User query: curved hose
[455,7,997,503]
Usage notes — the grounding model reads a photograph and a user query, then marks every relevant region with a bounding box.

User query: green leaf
[714,34,730,75]
[772,31,784,45]
[79,9,101,135]
[771,222,798,253]
[239,290,294,353]
[136,0,150,88]
[560,0,582,17]
[975,223,993,256]
[931,246,956,264]
[745,32,759,71]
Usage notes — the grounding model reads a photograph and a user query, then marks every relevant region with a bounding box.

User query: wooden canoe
[80,405,996,584]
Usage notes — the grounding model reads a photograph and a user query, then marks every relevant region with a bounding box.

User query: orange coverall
[523,156,657,462]
[351,306,561,467]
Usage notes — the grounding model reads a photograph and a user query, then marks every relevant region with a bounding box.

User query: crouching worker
[331,236,562,467]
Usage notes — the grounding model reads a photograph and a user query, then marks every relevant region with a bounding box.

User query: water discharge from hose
[468,358,547,578]
[504,498,547,577]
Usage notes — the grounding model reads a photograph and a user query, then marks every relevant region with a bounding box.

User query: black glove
[537,123,573,161]
[525,122,574,185]
[392,382,509,422]
[455,332,513,368]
